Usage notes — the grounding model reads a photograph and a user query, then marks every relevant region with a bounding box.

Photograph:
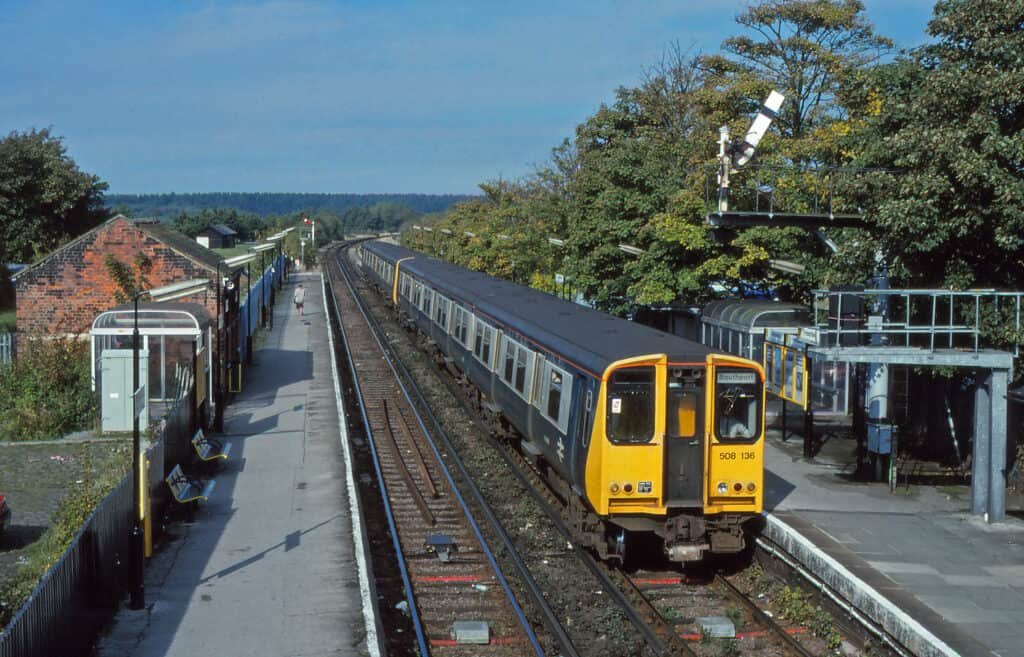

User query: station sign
[763,331,809,408]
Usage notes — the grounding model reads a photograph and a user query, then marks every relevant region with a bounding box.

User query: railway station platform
[95,272,379,657]
[764,428,1024,657]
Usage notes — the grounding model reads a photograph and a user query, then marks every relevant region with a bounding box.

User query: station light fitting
[223,253,258,268]
[146,278,211,303]
[768,259,806,275]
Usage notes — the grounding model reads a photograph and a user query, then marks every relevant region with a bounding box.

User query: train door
[663,367,704,506]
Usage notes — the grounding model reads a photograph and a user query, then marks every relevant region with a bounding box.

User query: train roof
[362,239,717,378]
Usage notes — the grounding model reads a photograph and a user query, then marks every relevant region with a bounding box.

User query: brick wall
[15,217,217,335]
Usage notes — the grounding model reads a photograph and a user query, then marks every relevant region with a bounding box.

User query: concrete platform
[95,272,380,657]
[765,427,1024,657]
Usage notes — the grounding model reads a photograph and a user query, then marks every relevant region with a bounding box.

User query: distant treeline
[106,192,475,219]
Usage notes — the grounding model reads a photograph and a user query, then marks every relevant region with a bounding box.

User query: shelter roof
[91,301,212,335]
[701,299,811,332]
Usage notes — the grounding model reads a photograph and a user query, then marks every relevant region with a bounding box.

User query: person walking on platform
[293,283,305,316]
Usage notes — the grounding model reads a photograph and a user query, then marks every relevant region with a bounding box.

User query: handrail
[811,288,1024,355]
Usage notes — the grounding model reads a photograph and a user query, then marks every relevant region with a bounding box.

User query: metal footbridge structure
[797,288,1022,523]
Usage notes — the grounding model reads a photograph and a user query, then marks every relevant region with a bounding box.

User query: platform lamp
[267,232,286,292]
[221,253,259,403]
[130,278,210,610]
[276,227,295,285]
[251,243,276,329]
[245,246,274,357]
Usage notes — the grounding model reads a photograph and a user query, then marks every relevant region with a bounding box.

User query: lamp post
[251,243,276,330]
[221,253,259,408]
[130,278,209,610]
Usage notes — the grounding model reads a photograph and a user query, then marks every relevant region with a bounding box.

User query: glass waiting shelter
[701,300,811,363]
[90,303,212,431]
[700,299,849,415]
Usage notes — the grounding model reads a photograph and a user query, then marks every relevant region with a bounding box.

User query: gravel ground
[0,438,128,592]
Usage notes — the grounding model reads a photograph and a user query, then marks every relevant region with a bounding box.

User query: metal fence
[0,332,12,366]
[0,389,197,657]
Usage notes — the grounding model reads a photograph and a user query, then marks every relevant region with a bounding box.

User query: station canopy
[701,299,811,333]
[91,302,211,336]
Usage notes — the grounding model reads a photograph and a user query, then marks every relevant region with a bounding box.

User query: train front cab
[584,353,764,562]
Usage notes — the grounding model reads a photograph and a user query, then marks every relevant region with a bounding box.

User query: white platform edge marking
[322,273,381,657]
[767,514,960,657]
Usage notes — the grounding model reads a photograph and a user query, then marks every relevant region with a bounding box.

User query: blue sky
[1,0,936,195]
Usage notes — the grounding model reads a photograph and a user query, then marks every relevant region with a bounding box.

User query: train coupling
[666,542,709,562]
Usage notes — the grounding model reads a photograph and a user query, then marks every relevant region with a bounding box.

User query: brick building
[14,215,222,335]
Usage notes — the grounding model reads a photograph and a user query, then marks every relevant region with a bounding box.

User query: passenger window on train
[514,349,529,394]
[546,369,563,419]
[503,340,515,382]
[435,296,450,329]
[452,305,471,345]
[422,289,433,315]
[715,369,760,440]
[606,367,655,444]
[474,322,494,367]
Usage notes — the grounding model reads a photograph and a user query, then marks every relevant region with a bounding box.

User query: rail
[327,245,558,657]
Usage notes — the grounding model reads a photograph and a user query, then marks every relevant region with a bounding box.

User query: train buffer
[191,428,232,467]
[165,464,215,515]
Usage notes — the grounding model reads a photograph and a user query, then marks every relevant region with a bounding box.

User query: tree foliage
[849,0,1024,288]
[0,128,108,265]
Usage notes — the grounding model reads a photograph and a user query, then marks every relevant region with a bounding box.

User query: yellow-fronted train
[357,240,765,564]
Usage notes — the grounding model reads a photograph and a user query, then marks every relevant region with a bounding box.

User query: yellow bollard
[143,457,152,558]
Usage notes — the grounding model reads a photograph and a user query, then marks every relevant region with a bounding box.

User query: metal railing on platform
[812,288,1024,355]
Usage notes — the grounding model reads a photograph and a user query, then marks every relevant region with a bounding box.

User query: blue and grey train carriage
[357,240,765,563]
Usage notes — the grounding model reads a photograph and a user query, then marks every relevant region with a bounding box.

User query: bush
[0,337,97,440]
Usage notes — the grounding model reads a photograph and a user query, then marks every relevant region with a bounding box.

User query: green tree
[702,0,892,151]
[0,128,108,264]
[851,0,1024,288]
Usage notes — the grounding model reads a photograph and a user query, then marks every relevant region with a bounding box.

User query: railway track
[324,243,575,657]
[328,240,857,657]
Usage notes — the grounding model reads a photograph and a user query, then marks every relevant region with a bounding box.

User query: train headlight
[747,482,756,492]
[717,482,728,494]
[610,482,620,494]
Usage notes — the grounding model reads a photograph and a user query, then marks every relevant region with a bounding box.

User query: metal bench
[191,429,232,464]
[165,464,215,506]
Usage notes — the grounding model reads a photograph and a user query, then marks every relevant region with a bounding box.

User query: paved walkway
[96,272,377,657]
[766,427,1024,657]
